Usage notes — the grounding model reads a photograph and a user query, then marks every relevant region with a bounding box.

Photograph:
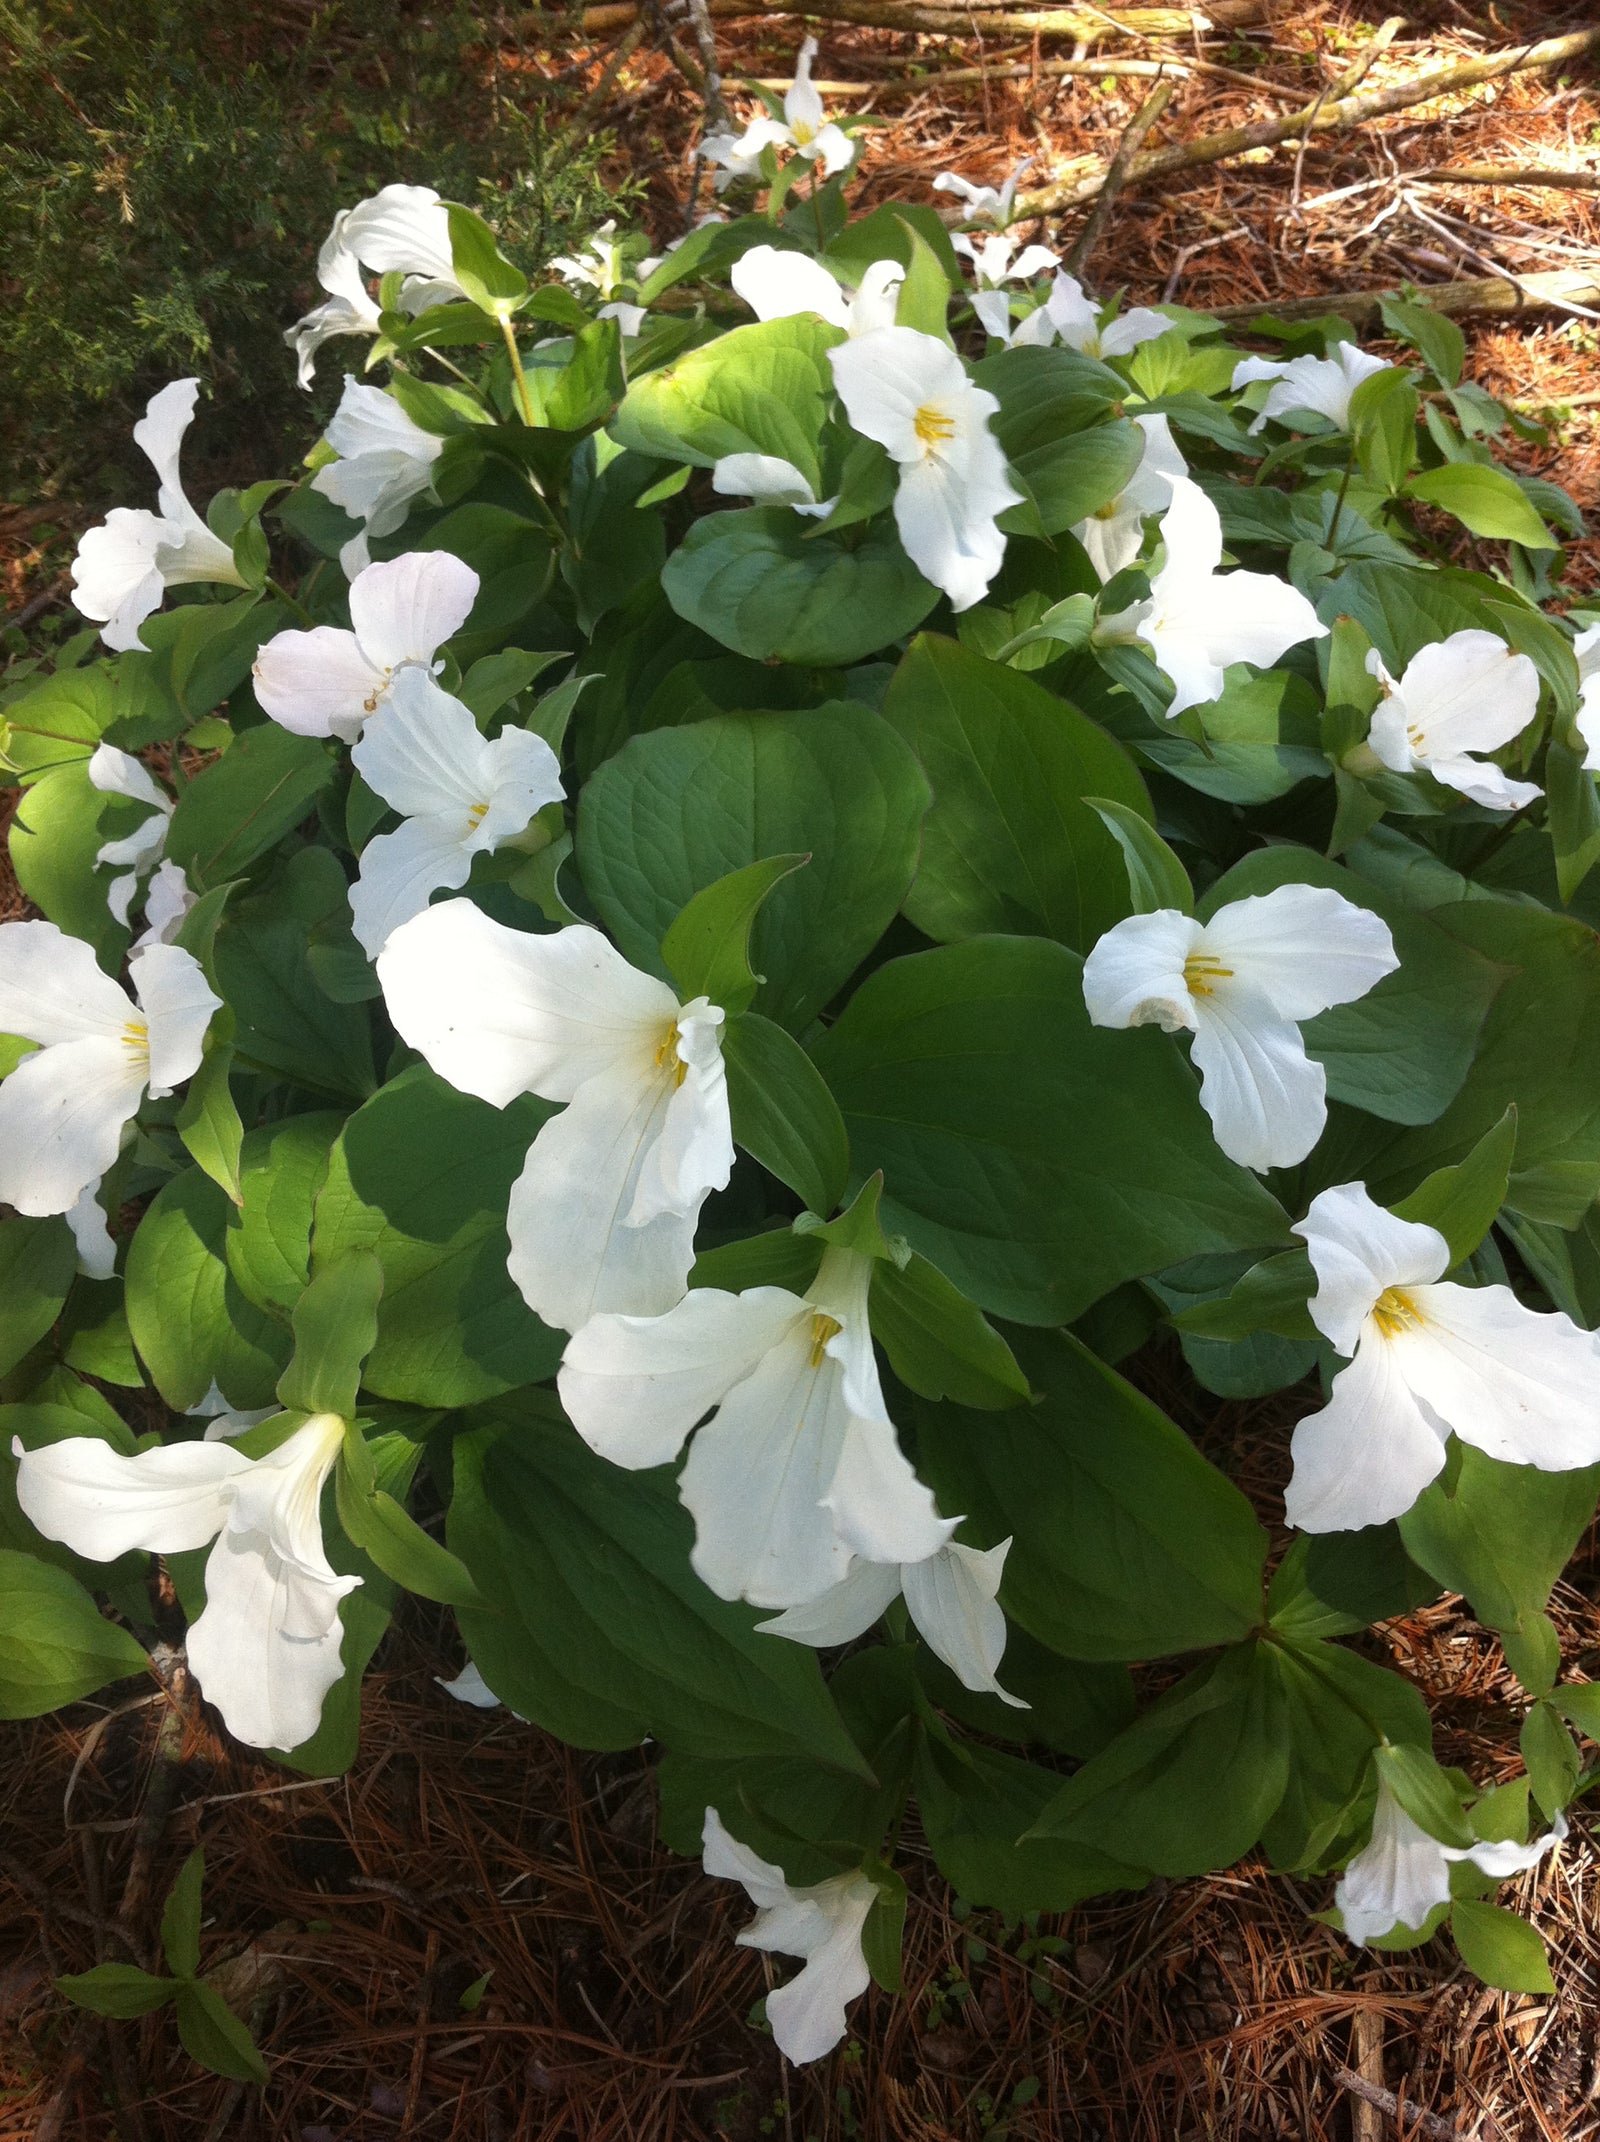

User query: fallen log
[550,0,1264,42]
[1210,266,1600,329]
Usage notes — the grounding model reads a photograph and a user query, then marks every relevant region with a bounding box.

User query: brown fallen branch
[1210,266,1600,330]
[865,49,1308,98]
[1019,25,1600,216]
[1409,163,1600,191]
[1068,77,1174,278]
[1333,2065,1457,2142]
[553,0,1264,42]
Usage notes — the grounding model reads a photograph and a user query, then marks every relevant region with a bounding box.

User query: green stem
[265,577,314,627]
[498,314,538,428]
[1324,443,1358,553]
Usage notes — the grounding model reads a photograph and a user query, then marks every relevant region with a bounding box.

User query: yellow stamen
[121,1018,149,1058]
[1183,953,1234,998]
[468,800,491,827]
[809,1311,843,1368]
[914,404,957,449]
[1372,1286,1424,1338]
[792,120,815,146]
[654,1022,689,1088]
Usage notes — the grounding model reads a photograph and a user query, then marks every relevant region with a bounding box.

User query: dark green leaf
[174,1977,270,2085]
[165,725,334,890]
[1392,1108,1516,1264]
[0,1216,77,1376]
[661,854,809,1014]
[870,1254,1029,1409]
[160,1848,205,1980]
[56,1964,174,2018]
[722,1012,850,1218]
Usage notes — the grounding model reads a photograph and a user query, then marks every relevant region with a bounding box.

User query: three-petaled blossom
[1362,632,1542,811]
[1072,412,1189,583]
[252,550,479,742]
[1012,270,1169,360]
[1232,342,1392,434]
[558,1246,954,1609]
[1574,622,1600,769]
[931,159,1032,228]
[1336,1778,1567,1946]
[286,184,465,387]
[87,744,175,930]
[16,1412,356,1750]
[310,378,446,578]
[701,1808,877,2063]
[703,39,853,187]
[759,1536,1024,1704]
[953,231,1061,346]
[376,901,734,1332]
[830,326,1021,613]
[1100,479,1327,715]
[1285,1181,1600,1533]
[346,669,564,956]
[0,921,219,1217]
[1082,885,1398,1172]
[550,219,629,300]
[730,244,903,338]
[70,380,247,652]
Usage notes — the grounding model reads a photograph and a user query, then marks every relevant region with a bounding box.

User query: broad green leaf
[0,667,112,781]
[446,203,528,316]
[661,854,809,1014]
[812,937,1288,1325]
[173,1978,270,2085]
[0,1550,149,1718]
[277,1252,382,1418]
[215,848,376,1102]
[577,703,930,1032]
[160,1848,205,1980]
[1380,296,1464,387]
[456,647,567,724]
[915,1734,1148,1914]
[975,344,1130,464]
[0,1216,77,1376]
[166,725,334,890]
[1260,1636,1432,1871]
[1405,463,1555,548]
[1169,1248,1316,1342]
[8,761,136,965]
[335,1423,480,1607]
[1450,1899,1556,1994]
[1267,1529,1437,1642]
[910,1328,1268,1660]
[224,1113,346,1317]
[1546,740,1600,904]
[1348,366,1418,494]
[1084,796,1194,915]
[891,216,954,342]
[870,1253,1029,1409]
[175,1015,244,1206]
[722,1012,850,1218]
[125,1167,292,1410]
[823,203,962,287]
[1520,1700,1579,1818]
[1392,1108,1516,1264]
[1003,417,1144,538]
[1553,1681,1600,1744]
[56,1964,174,2018]
[312,1064,563,1406]
[860,1862,907,1992]
[882,634,1156,952]
[1400,1447,1600,1636]
[1502,1613,1561,1699]
[402,503,555,662]
[610,315,841,492]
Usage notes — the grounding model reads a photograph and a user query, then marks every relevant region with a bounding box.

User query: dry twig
[1066,75,1174,277]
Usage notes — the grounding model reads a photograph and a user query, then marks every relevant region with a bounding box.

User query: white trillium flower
[287,184,465,386]
[0,921,219,1217]
[376,901,734,1332]
[704,39,854,189]
[1082,885,1398,1172]
[1574,622,1600,769]
[1363,632,1542,812]
[730,244,904,338]
[252,549,479,742]
[1101,479,1328,715]
[1072,412,1189,583]
[759,1536,1024,1705]
[711,453,838,519]
[931,159,1033,228]
[87,744,175,928]
[70,380,247,653]
[346,669,564,956]
[1232,342,1392,434]
[830,326,1022,613]
[65,1179,118,1281]
[15,1412,357,1750]
[558,1246,954,1609]
[550,219,628,301]
[1286,1181,1600,1533]
[953,230,1061,346]
[134,860,198,950]
[1011,270,1169,360]
[1336,1778,1568,1946]
[701,1808,877,2064]
[310,378,447,579]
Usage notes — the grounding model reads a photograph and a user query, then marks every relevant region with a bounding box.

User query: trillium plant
[7,99,1600,2069]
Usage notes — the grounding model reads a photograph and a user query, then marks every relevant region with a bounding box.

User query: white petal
[252,625,386,741]
[1336,1781,1453,1944]
[1127,413,1190,509]
[377,905,679,1107]
[0,920,132,1044]
[762,1876,876,2064]
[625,1000,733,1226]
[134,861,197,949]
[187,1524,358,1749]
[703,1806,798,1908]
[756,1558,904,1646]
[932,172,998,216]
[438,1659,503,1708]
[730,246,851,331]
[0,1039,146,1215]
[1445,1811,1567,1877]
[14,1431,247,1559]
[105,872,140,929]
[1041,272,1102,352]
[1576,624,1600,771]
[66,1179,117,1280]
[348,550,480,671]
[829,327,974,467]
[1188,993,1328,1170]
[1427,754,1543,814]
[347,813,480,958]
[352,669,492,817]
[87,743,170,816]
[287,291,378,389]
[131,379,201,524]
[1394,1283,1600,1471]
[313,448,437,537]
[339,183,457,285]
[1200,886,1398,1022]
[130,944,220,1096]
[1284,1334,1448,1532]
[847,260,905,337]
[1387,631,1541,760]
[1081,910,1203,1034]
[96,814,169,878]
[1007,244,1059,282]
[558,1286,806,1468]
[1160,561,1327,688]
[1098,307,1171,357]
[712,453,820,506]
[904,1538,1025,1703]
[893,438,1016,612]
[70,511,167,651]
[808,123,854,178]
[970,289,1015,345]
[784,36,824,135]
[1293,1182,1448,1356]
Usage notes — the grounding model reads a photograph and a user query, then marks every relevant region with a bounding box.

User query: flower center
[1406,724,1427,751]
[362,666,394,716]
[1183,953,1233,998]
[654,1022,689,1088]
[468,800,491,827]
[809,1311,843,1368]
[792,119,816,146]
[1371,1286,1424,1338]
[914,404,956,449]
[120,1018,150,1063]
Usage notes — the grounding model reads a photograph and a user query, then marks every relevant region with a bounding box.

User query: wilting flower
[87,744,174,929]
[1082,885,1398,1171]
[1285,1181,1600,1532]
[1098,479,1327,715]
[1362,632,1542,811]
[830,326,1022,612]
[702,1808,877,2063]
[703,38,854,188]
[759,1536,1023,1704]
[16,1412,356,1750]
[286,183,465,387]
[931,158,1033,228]
[711,454,837,518]
[1072,412,1189,582]
[310,378,446,578]
[1232,341,1392,434]
[953,231,1060,344]
[730,245,903,337]
[1012,270,1169,360]
[558,1246,954,1609]
[376,902,734,1332]
[70,381,247,653]
[346,669,564,957]
[252,550,479,742]
[1336,1778,1567,1945]
[0,922,218,1217]
[1574,622,1600,769]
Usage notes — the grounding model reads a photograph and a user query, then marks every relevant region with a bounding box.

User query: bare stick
[1211,265,1600,328]
[555,0,1267,42]
[1065,76,1174,279]
[558,14,650,147]
[1408,163,1600,191]
[1333,2064,1458,2142]
[1291,15,1404,216]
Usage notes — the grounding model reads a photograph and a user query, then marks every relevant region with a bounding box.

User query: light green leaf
[8,761,136,965]
[56,1963,174,2018]
[661,854,809,1014]
[446,203,528,317]
[125,1168,292,1410]
[1392,1108,1516,1264]
[1404,463,1555,548]
[1349,366,1418,494]
[335,1422,481,1606]
[611,315,841,491]
[1400,1446,1600,1637]
[1450,1899,1556,1994]
[0,1550,149,1718]
[1521,1700,1580,1818]
[277,1252,382,1418]
[1084,795,1194,916]
[224,1113,346,1319]
[175,1014,243,1207]
[721,1012,850,1218]
[868,1253,1029,1409]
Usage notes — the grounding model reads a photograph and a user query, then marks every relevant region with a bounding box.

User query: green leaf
[823,203,962,288]
[125,1167,292,1410]
[456,647,567,723]
[175,1015,244,1207]
[1380,296,1464,387]
[1546,740,1600,904]
[891,216,955,342]
[1267,1529,1437,1642]
[165,724,334,891]
[1404,463,1555,548]
[224,1113,346,1318]
[56,1964,174,2018]
[1400,1446,1600,1636]
[722,1012,850,1218]
[0,1216,78,1376]
[312,1065,564,1406]
[449,1405,872,1775]
[1450,1899,1555,1995]
[577,702,930,1033]
[869,1253,1029,1409]
[0,1550,149,1718]
[277,1252,382,1418]
[1084,796,1194,916]
[812,936,1288,1325]
[445,203,528,317]
[0,667,112,781]
[859,1862,908,1992]
[173,1977,270,2085]
[1261,1637,1432,1872]
[661,506,939,667]
[1521,1700,1580,1818]
[881,634,1158,953]
[160,1848,205,1980]
[1348,366,1418,494]
[1169,1248,1316,1342]
[661,854,809,1014]
[611,315,841,491]
[1392,1108,1516,1264]
[1502,1612,1561,1699]
[215,849,376,1102]
[1553,1680,1600,1744]
[911,1328,1268,1660]
[1005,417,1144,538]
[335,1423,481,1606]
[1375,1740,1474,1848]
[9,761,135,965]
[794,1171,903,1263]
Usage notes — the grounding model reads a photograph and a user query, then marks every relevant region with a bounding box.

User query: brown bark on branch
[1409,164,1600,191]
[1211,266,1600,329]
[554,0,1264,41]
[1067,76,1174,278]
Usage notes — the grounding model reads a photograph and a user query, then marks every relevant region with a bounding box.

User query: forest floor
[5,2,1600,2137]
